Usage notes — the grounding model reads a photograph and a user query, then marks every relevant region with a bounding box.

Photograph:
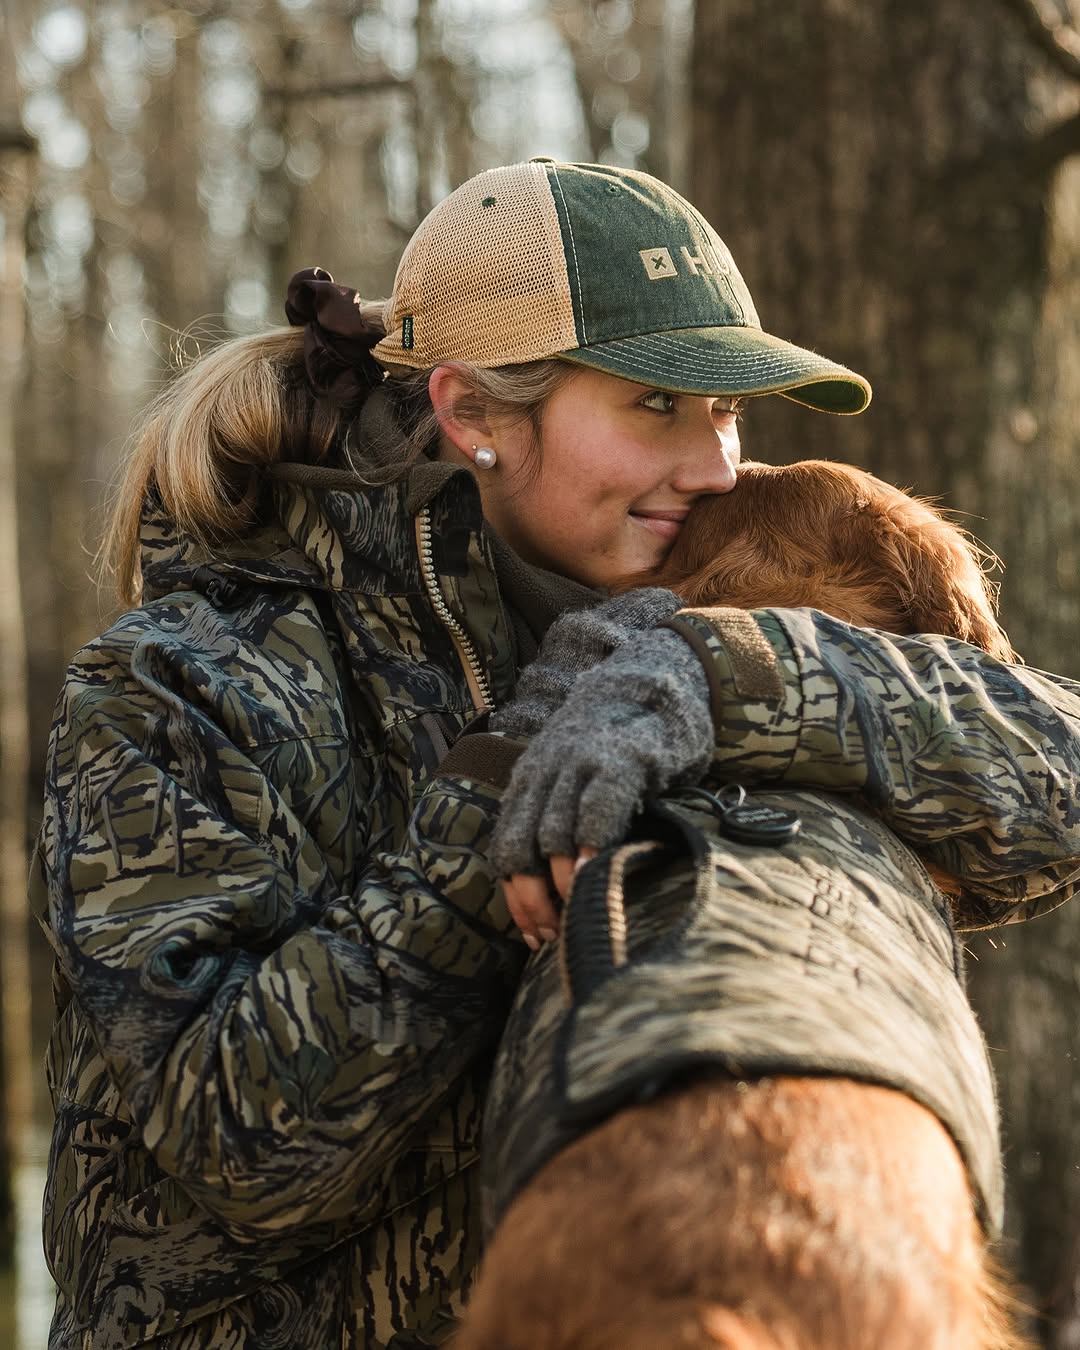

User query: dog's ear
[873,500,1018,662]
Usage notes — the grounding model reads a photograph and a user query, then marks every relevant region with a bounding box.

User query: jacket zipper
[417,507,494,712]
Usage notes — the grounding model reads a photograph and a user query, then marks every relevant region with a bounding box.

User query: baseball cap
[374,158,871,415]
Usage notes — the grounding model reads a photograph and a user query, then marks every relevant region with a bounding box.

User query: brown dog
[455,461,1028,1350]
[654,457,1015,908]
[457,1078,1022,1349]
[647,458,1015,663]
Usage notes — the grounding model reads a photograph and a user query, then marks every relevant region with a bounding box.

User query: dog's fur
[455,462,1027,1350]
[456,1079,1025,1350]
[644,459,1016,663]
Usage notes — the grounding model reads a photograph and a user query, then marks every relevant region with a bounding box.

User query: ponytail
[101,304,577,607]
[102,323,353,607]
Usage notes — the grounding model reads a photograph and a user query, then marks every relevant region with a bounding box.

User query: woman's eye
[640,390,676,413]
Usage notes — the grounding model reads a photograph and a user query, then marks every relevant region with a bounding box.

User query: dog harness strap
[560,804,715,1007]
[560,841,664,1006]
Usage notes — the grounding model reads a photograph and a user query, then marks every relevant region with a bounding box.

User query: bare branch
[936,108,1080,207]
[0,127,35,154]
[998,0,1080,83]
[414,0,439,220]
[264,76,411,102]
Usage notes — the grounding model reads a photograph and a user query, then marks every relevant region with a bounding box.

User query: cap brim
[557,326,872,415]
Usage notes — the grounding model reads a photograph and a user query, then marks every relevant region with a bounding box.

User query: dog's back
[456,1076,1025,1350]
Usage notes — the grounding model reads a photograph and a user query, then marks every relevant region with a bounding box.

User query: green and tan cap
[374,158,871,415]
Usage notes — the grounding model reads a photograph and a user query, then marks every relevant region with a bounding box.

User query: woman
[31,159,1080,1349]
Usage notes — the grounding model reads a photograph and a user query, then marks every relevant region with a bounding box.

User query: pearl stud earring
[472,444,497,470]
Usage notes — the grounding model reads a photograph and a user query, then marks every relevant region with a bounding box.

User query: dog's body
[455,462,1027,1350]
[461,1079,1016,1349]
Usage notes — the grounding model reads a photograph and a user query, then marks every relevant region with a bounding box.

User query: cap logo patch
[640,247,678,280]
[402,315,414,349]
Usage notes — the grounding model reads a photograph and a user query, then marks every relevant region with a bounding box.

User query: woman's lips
[630,510,689,540]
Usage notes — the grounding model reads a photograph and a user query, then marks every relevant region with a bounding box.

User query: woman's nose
[671,422,740,494]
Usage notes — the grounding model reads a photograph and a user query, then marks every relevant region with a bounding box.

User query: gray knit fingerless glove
[489,626,713,877]
[490,587,684,738]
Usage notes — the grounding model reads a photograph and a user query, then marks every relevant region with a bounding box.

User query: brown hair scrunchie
[285,266,385,408]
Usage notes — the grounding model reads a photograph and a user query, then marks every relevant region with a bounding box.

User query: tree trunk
[690,2,1080,1342]
[0,91,37,1277]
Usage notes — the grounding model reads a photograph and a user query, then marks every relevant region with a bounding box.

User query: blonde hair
[101,304,576,607]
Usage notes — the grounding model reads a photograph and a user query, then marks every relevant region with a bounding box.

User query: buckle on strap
[558,788,801,1007]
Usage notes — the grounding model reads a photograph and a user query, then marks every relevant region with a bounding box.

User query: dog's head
[636,460,1016,662]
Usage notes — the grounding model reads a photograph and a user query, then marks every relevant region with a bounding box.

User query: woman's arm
[33,618,525,1240]
[489,604,1080,931]
[679,606,1080,924]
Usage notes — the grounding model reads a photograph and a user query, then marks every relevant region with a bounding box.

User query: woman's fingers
[503,874,561,948]
[549,855,576,903]
[550,848,599,901]
[504,849,603,949]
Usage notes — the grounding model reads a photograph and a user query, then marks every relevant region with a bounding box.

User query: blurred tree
[547,0,690,181]
[690,1,1080,1343]
[0,0,37,1269]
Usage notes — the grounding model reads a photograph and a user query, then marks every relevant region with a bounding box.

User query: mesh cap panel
[374,161,578,369]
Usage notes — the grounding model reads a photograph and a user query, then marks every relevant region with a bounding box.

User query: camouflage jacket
[659,604,1080,930]
[33,424,1080,1348]
[478,789,1004,1239]
[31,445,545,1349]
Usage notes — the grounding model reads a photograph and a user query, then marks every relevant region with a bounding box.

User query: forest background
[1,0,1080,1346]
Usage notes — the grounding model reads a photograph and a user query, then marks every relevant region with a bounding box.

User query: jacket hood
[140,387,481,602]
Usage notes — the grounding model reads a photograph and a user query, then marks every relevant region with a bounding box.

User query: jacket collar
[140,389,482,600]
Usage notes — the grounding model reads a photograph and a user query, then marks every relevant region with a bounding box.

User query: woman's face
[468,366,742,589]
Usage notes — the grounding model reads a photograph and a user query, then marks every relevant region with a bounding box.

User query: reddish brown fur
[456,464,1028,1348]
[630,459,1016,664]
[639,459,1017,899]
[456,1079,1030,1350]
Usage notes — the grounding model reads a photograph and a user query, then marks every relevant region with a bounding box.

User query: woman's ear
[428,364,492,462]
